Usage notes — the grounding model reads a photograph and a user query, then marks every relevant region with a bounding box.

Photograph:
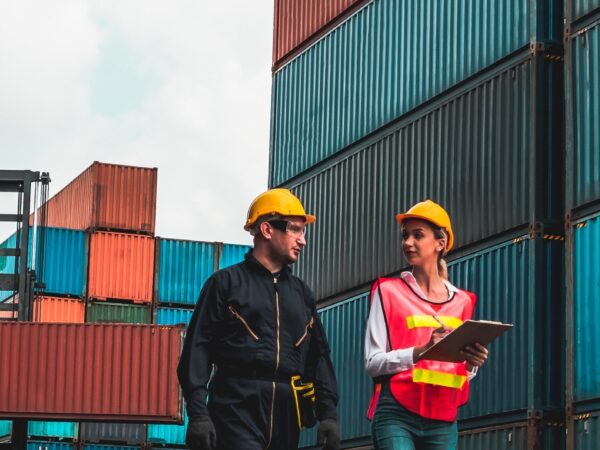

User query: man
[178,188,340,450]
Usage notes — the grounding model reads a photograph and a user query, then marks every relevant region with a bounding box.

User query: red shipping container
[0,322,184,422]
[34,162,157,235]
[272,0,369,70]
[88,232,155,304]
[33,296,85,323]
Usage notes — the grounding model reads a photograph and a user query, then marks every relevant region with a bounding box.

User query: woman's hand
[413,326,452,362]
[461,342,489,370]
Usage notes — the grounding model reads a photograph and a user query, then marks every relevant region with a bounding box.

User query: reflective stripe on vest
[406,315,463,329]
[413,368,468,389]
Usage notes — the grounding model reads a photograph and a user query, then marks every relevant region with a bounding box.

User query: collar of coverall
[244,250,291,278]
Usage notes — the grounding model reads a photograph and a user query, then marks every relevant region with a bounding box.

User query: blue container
[572,212,600,402]
[156,239,216,305]
[566,20,600,210]
[156,307,194,327]
[0,227,87,299]
[573,412,600,450]
[270,0,560,185]
[28,421,78,440]
[0,420,10,438]
[299,292,371,447]
[147,412,188,446]
[27,443,75,450]
[82,446,139,450]
[570,0,600,23]
[218,243,251,270]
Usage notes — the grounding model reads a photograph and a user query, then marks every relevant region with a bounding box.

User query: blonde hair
[432,227,449,280]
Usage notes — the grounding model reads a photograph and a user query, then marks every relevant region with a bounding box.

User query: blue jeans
[372,383,458,450]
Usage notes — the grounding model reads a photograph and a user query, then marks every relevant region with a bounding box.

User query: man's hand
[186,415,216,450]
[317,418,340,450]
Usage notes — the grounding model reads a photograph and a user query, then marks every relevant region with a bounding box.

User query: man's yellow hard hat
[395,200,454,251]
[244,188,316,231]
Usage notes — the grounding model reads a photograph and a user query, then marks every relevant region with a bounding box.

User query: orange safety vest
[367,276,477,422]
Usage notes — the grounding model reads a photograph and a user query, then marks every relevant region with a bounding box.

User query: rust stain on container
[33,297,85,323]
[273,0,369,69]
[0,322,184,422]
[88,232,155,304]
[34,162,157,235]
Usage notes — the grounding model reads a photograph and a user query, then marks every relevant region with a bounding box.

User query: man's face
[266,217,308,265]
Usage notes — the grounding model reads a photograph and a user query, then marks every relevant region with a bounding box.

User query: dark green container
[85,302,150,324]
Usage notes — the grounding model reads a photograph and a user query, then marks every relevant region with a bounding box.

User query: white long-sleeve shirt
[364,271,477,380]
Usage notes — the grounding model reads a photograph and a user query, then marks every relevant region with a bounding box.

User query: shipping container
[86,302,150,324]
[82,445,140,450]
[0,323,184,422]
[0,228,87,299]
[147,413,188,446]
[568,212,600,404]
[567,0,600,24]
[155,307,193,327]
[155,239,216,306]
[0,233,18,301]
[565,19,600,212]
[28,422,78,440]
[88,232,154,304]
[79,423,147,444]
[217,243,251,270]
[269,0,561,185]
[287,52,563,300]
[570,410,600,450]
[33,297,85,323]
[272,0,369,69]
[457,419,564,450]
[0,421,9,438]
[27,442,75,450]
[34,162,157,235]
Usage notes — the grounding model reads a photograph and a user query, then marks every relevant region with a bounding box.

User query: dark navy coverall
[177,252,339,450]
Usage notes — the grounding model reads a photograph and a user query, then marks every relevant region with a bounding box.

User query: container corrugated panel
[574,413,600,450]
[567,22,600,210]
[156,239,215,305]
[299,293,371,447]
[573,212,600,401]
[28,421,78,439]
[147,412,188,446]
[449,238,564,421]
[458,421,564,450]
[290,56,561,300]
[0,233,17,302]
[82,445,139,450]
[80,422,147,444]
[0,228,87,298]
[0,420,10,437]
[218,244,251,270]
[36,162,157,234]
[27,442,75,450]
[86,302,150,324]
[272,0,368,68]
[270,0,559,185]
[33,297,85,323]
[156,307,193,327]
[0,323,184,421]
[570,0,600,22]
[88,232,154,304]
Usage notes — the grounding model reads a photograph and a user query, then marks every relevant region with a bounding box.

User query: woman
[364,200,489,450]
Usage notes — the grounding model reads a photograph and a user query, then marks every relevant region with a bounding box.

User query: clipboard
[417,319,513,363]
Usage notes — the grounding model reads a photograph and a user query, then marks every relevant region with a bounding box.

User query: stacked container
[269,1,566,448]
[564,1,600,447]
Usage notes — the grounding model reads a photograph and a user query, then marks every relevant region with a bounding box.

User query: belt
[217,365,293,382]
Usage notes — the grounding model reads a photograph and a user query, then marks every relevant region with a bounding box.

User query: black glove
[317,418,340,450]
[186,415,217,450]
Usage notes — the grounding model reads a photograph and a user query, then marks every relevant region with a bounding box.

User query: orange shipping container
[0,322,184,422]
[88,231,154,303]
[35,162,157,235]
[33,296,85,323]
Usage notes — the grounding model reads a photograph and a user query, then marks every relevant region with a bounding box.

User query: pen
[432,315,446,330]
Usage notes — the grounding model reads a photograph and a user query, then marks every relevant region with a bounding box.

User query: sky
[0,1,274,245]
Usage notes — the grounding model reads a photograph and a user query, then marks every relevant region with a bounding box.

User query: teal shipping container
[269,0,561,185]
[82,445,139,450]
[288,52,563,300]
[155,238,216,305]
[218,243,251,270]
[147,413,188,446]
[457,420,564,450]
[0,227,87,300]
[79,422,147,444]
[568,0,600,23]
[572,411,600,450]
[27,443,75,450]
[570,212,600,403]
[0,420,10,438]
[155,307,193,327]
[566,19,600,211]
[28,421,78,440]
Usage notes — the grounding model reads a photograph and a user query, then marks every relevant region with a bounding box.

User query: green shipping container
[86,302,150,324]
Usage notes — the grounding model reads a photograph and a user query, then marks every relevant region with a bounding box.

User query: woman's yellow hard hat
[244,188,316,231]
[395,200,454,250]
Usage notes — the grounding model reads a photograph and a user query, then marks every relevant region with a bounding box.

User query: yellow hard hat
[395,200,454,251]
[244,188,316,231]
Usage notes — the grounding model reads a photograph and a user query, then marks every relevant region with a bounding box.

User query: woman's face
[401,219,445,267]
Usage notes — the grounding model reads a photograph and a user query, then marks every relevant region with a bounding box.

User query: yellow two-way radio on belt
[291,375,317,429]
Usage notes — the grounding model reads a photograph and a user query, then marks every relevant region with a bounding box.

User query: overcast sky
[0,1,274,245]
